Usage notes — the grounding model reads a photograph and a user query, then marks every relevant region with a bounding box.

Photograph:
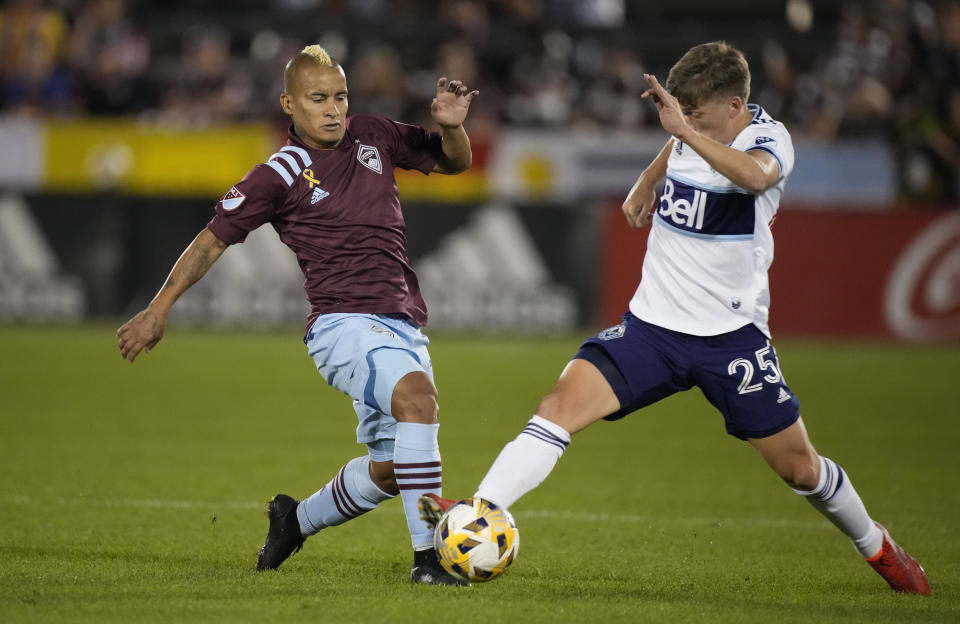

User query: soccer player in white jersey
[422,41,930,595]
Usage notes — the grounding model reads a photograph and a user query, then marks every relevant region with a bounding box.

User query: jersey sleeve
[206,164,287,244]
[377,117,444,174]
[741,122,795,181]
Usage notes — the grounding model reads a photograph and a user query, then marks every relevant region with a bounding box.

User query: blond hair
[283,44,338,92]
[299,44,335,67]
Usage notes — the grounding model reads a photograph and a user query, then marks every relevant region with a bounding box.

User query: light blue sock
[394,422,442,550]
[297,455,394,536]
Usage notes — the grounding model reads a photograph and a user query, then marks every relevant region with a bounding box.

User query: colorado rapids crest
[357,144,383,174]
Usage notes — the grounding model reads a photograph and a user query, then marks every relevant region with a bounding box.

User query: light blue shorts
[305,313,434,462]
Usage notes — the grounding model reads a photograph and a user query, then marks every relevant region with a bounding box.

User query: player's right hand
[117,309,165,363]
[622,184,658,228]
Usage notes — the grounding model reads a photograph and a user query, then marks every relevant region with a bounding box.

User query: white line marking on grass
[518,509,830,531]
[3,495,830,530]
[4,495,261,511]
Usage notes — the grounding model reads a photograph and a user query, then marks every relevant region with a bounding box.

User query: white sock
[793,455,883,558]
[475,415,571,509]
[297,455,394,536]
[394,422,442,550]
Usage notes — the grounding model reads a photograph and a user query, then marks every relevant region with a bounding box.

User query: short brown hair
[665,41,751,108]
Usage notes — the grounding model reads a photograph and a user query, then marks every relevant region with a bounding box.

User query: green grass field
[1,325,958,623]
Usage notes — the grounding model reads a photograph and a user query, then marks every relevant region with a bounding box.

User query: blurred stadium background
[1,0,958,342]
[3,4,960,621]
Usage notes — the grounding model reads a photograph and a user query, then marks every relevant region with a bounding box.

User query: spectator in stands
[345,43,407,121]
[441,0,490,48]
[0,0,71,115]
[69,0,153,115]
[573,44,648,129]
[155,24,256,126]
[800,1,911,140]
[755,41,798,126]
[895,0,960,204]
[431,39,501,141]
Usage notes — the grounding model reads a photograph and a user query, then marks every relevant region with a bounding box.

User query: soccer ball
[434,497,519,583]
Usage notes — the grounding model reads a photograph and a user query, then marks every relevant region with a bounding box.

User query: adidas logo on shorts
[777,387,792,403]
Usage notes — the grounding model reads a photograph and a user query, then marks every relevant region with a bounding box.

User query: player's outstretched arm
[117,227,228,363]
[623,138,673,228]
[641,74,779,194]
[430,77,478,174]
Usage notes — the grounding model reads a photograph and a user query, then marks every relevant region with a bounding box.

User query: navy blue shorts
[575,313,800,440]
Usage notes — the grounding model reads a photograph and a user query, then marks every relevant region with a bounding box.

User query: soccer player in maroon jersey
[117,44,478,585]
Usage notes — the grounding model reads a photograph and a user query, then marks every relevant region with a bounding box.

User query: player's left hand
[431,78,479,128]
[642,74,692,140]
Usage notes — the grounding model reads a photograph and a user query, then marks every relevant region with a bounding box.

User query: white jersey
[629,104,794,337]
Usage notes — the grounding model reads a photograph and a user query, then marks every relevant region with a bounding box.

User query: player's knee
[780,457,819,491]
[369,460,399,495]
[536,392,574,429]
[391,373,439,424]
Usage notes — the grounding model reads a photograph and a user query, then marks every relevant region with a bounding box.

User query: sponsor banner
[490,129,665,201]
[19,195,592,331]
[0,118,902,204]
[395,168,489,201]
[598,203,960,342]
[42,120,273,196]
[0,116,274,195]
[0,117,43,189]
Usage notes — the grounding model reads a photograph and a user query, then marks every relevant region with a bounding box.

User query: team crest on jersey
[221,186,245,211]
[597,323,626,341]
[357,144,383,174]
[755,136,774,145]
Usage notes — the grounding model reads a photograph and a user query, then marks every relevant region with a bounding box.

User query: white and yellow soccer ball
[434,497,519,583]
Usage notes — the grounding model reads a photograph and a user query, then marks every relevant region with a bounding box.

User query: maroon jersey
[207,116,444,332]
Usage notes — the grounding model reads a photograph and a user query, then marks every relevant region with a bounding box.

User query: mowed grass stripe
[2,494,832,531]
[1,325,957,624]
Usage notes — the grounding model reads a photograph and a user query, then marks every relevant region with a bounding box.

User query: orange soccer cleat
[418,493,457,529]
[866,522,931,595]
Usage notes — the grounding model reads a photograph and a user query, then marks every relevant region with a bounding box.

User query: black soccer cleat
[256,494,305,571]
[410,547,470,586]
